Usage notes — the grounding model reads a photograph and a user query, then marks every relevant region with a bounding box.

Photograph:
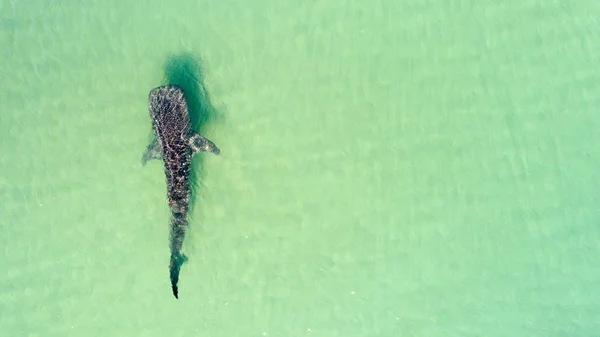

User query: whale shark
[142,84,220,299]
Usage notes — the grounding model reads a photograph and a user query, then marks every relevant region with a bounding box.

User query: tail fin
[168,209,188,299]
[169,252,188,299]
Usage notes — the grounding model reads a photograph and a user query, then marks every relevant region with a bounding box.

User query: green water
[1,0,599,336]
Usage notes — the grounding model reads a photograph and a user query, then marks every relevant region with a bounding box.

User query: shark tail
[169,211,189,299]
[169,251,188,299]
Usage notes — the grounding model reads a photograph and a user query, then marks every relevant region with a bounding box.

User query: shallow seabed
[1,1,599,336]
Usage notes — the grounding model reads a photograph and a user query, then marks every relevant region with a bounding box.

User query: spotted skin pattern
[142,85,220,299]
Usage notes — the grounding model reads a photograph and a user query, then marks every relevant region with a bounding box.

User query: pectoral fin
[189,133,220,156]
[141,138,162,165]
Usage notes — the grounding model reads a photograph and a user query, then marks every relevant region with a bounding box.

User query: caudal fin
[169,252,188,299]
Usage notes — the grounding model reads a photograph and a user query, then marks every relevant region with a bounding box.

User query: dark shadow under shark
[141,53,222,299]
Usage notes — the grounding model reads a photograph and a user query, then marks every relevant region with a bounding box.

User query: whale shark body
[142,84,220,299]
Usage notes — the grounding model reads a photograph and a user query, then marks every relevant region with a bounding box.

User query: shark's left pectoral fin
[189,133,220,156]
[141,138,162,165]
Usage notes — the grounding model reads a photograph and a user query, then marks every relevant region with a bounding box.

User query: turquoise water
[1,1,600,336]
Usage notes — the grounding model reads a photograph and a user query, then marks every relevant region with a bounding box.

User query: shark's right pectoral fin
[141,138,162,166]
[189,133,220,156]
